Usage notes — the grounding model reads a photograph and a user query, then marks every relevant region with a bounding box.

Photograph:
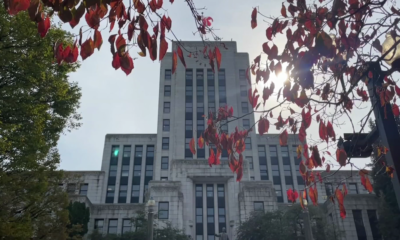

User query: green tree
[88,210,189,240]
[67,201,90,239]
[0,4,82,239]
[369,119,400,240]
[237,205,341,240]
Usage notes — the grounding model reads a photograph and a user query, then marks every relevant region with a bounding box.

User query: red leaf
[339,203,346,219]
[208,149,215,167]
[7,0,30,15]
[319,121,327,142]
[309,186,317,205]
[299,125,307,142]
[251,8,257,29]
[235,139,246,154]
[170,0,174,3]
[38,16,50,38]
[281,3,287,17]
[342,184,348,197]
[189,138,196,155]
[112,53,121,70]
[198,134,204,149]
[336,148,348,167]
[395,85,400,97]
[299,190,305,209]
[365,177,373,193]
[80,38,94,60]
[120,53,134,75]
[128,23,135,41]
[266,27,273,40]
[287,188,294,202]
[93,29,103,50]
[202,16,213,27]
[392,104,400,117]
[159,37,168,61]
[64,43,79,63]
[177,46,186,68]
[258,117,270,135]
[269,45,278,60]
[301,108,312,129]
[215,148,221,165]
[172,51,178,74]
[326,121,336,141]
[85,8,100,29]
[279,129,288,146]
[116,34,126,55]
[215,47,222,71]
[326,164,331,172]
[55,43,64,65]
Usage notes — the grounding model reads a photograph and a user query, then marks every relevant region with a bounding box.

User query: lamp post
[147,198,156,240]
[302,199,313,240]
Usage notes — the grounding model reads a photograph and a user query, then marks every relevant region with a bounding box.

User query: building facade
[66,41,380,240]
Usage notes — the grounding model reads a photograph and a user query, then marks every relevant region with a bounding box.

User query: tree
[88,210,190,240]
[0,5,82,239]
[237,205,341,240]
[369,119,400,239]
[67,201,90,239]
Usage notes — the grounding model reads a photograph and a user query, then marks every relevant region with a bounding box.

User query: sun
[277,72,288,82]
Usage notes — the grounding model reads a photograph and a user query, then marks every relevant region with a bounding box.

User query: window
[367,210,381,240]
[245,138,252,149]
[239,69,246,81]
[121,165,129,177]
[163,119,170,131]
[165,69,171,80]
[246,156,253,169]
[162,138,169,149]
[109,165,117,177]
[250,177,255,180]
[95,219,104,233]
[349,183,358,194]
[132,185,140,197]
[353,210,367,240]
[158,202,169,219]
[133,165,141,176]
[281,146,289,157]
[254,202,264,211]
[108,219,118,234]
[163,102,170,113]
[241,102,249,113]
[270,145,278,157]
[67,183,76,194]
[161,177,168,181]
[325,183,333,196]
[79,184,88,195]
[135,146,143,157]
[123,146,131,158]
[217,186,224,197]
[283,165,291,176]
[119,185,127,198]
[243,119,250,129]
[106,185,115,198]
[161,157,169,169]
[258,145,268,180]
[145,165,153,177]
[240,85,247,97]
[207,186,214,197]
[275,185,283,202]
[164,85,171,96]
[122,219,132,234]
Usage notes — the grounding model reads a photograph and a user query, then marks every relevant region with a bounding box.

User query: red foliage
[336,148,348,167]
[198,134,204,149]
[287,188,299,203]
[37,16,50,38]
[279,129,288,146]
[189,138,196,155]
[251,8,257,29]
[258,117,270,135]
[177,46,186,68]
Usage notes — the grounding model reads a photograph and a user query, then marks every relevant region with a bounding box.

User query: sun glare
[277,72,288,82]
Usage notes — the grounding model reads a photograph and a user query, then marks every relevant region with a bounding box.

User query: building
[65,41,380,240]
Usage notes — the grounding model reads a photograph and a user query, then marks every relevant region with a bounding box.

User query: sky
[58,0,377,171]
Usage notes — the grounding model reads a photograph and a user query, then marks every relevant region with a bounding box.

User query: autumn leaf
[326,164,331,172]
[309,186,317,205]
[93,30,103,50]
[208,148,215,167]
[336,148,347,167]
[236,165,243,181]
[235,139,246,154]
[215,47,222,71]
[339,203,346,219]
[319,121,327,142]
[279,129,288,146]
[120,53,134,75]
[392,104,400,117]
[299,190,305,209]
[326,121,336,141]
[112,53,121,70]
[189,138,196,155]
[386,166,395,178]
[251,7,257,29]
[7,0,30,15]
[281,3,287,17]
[38,16,50,38]
[198,134,204,149]
[85,8,100,29]
[172,51,178,74]
[365,176,373,193]
[177,46,186,68]
[80,38,94,60]
[258,117,270,135]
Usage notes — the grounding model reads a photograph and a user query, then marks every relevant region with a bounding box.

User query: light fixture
[303,199,308,206]
[382,32,400,66]
[147,197,156,207]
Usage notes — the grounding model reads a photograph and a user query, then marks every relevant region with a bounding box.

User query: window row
[63,183,88,195]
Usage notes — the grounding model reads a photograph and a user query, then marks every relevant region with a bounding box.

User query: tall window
[185,69,194,158]
[119,145,131,203]
[108,219,118,234]
[207,69,215,114]
[122,219,132,234]
[131,145,142,203]
[282,146,293,192]
[144,146,154,202]
[162,138,169,150]
[349,183,358,194]
[107,145,119,203]
[197,69,205,159]
[161,157,169,169]
[164,85,171,96]
[163,102,170,113]
[195,184,203,240]
[165,69,171,80]
[245,138,252,149]
[159,202,169,219]
[217,184,226,232]
[270,145,282,202]
[163,119,170,131]
[258,146,268,180]
[246,156,253,169]
[79,183,88,195]
[325,183,333,197]
[292,145,305,189]
[206,184,215,239]
[241,102,249,113]
[353,210,367,240]
[218,69,226,105]
[367,210,381,240]
[243,119,250,129]
[94,219,104,233]
[119,185,127,203]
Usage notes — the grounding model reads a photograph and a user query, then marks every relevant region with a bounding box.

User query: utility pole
[147,198,155,240]
[302,199,314,240]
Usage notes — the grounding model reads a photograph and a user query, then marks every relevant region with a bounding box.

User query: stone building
[65,41,381,240]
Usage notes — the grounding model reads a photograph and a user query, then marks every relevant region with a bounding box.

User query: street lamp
[302,199,314,240]
[147,197,156,240]
[382,32,400,66]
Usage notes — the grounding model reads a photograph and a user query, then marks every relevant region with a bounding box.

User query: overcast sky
[58,0,379,171]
